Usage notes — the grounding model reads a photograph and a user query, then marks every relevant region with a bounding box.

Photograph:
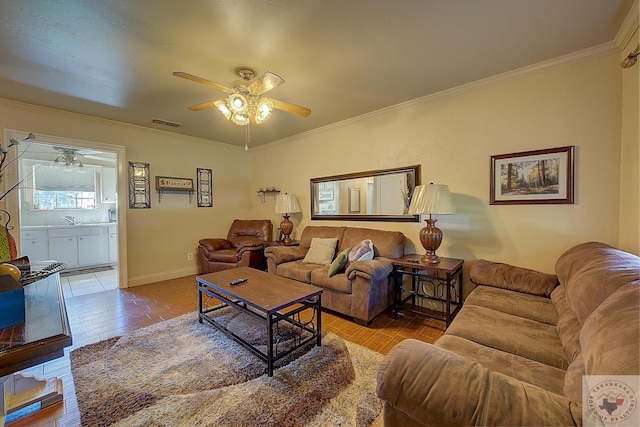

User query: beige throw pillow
[303,238,339,265]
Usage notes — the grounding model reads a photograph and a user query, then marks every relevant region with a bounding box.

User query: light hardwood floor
[7,273,445,427]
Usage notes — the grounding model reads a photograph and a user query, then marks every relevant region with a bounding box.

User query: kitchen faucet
[62,215,76,225]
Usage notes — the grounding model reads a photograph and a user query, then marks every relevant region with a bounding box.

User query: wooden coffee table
[196,267,322,376]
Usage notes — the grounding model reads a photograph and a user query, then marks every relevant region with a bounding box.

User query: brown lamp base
[280,214,294,244]
[419,218,443,264]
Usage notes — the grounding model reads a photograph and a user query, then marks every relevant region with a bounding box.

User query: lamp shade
[275,193,301,214]
[408,183,455,215]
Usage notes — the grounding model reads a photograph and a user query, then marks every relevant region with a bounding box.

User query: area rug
[61,265,114,277]
[70,308,384,427]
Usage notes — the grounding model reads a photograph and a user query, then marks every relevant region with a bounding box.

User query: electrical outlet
[187,252,193,261]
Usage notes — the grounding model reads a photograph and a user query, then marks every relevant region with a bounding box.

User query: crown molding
[615,0,639,49]
[264,42,620,148]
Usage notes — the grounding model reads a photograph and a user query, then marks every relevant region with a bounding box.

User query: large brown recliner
[198,219,273,274]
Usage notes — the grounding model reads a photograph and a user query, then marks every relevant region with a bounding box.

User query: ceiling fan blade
[173,71,232,93]
[188,100,217,111]
[83,154,116,163]
[270,98,311,117]
[247,72,284,95]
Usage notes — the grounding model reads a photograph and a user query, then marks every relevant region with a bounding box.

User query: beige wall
[619,22,639,254]
[250,52,628,294]
[0,99,251,286]
[0,43,634,291]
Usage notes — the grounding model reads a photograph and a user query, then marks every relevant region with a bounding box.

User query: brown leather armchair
[198,219,273,274]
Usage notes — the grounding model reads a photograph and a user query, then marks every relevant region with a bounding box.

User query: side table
[393,255,464,327]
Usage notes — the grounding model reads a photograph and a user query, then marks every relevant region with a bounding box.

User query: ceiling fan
[173,68,311,126]
[52,146,116,168]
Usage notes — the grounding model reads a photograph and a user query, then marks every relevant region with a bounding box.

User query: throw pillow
[348,239,374,263]
[303,238,339,265]
[328,247,351,277]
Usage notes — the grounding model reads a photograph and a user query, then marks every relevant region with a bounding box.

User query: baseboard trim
[125,266,199,288]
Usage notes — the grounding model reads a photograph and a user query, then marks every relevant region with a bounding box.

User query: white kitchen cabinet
[78,234,108,265]
[48,226,109,268]
[108,226,118,263]
[20,229,49,261]
[49,236,79,268]
[101,167,117,203]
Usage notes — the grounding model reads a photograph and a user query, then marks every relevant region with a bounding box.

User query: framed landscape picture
[490,146,575,205]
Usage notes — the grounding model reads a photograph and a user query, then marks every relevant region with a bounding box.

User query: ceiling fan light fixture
[174,69,310,133]
[51,147,86,171]
[214,100,231,119]
[231,112,250,126]
[228,93,248,113]
[254,98,273,124]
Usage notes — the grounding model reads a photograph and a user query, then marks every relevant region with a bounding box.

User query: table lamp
[408,183,455,264]
[275,193,301,244]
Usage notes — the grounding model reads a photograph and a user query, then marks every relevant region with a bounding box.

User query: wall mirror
[310,165,420,221]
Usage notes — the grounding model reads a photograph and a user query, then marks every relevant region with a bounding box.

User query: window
[34,191,96,210]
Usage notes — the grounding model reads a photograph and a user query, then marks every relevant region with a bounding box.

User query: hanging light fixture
[52,147,84,171]
[174,68,311,126]
[254,98,274,124]
[214,100,231,120]
[212,69,275,127]
[215,93,274,126]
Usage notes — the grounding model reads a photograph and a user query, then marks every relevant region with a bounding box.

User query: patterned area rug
[70,309,384,426]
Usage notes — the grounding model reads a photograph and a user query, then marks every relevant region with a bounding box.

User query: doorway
[5,130,127,292]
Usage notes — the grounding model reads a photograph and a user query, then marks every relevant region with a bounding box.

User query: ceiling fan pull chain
[244,124,250,151]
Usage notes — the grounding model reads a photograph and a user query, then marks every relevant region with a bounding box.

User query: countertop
[21,223,116,229]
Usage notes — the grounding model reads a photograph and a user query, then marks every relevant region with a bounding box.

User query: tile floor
[60,267,120,297]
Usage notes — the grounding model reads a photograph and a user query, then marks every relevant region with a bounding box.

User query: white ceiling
[0,0,635,148]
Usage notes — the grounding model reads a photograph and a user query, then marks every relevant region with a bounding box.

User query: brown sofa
[264,225,405,325]
[377,242,639,426]
[198,219,273,274]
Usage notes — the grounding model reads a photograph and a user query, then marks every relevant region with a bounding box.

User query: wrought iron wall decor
[197,168,213,207]
[128,161,151,209]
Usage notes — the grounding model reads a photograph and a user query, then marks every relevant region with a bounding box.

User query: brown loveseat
[198,219,272,274]
[377,242,639,426]
[264,225,405,325]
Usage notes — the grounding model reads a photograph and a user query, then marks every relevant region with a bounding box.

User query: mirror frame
[310,165,421,222]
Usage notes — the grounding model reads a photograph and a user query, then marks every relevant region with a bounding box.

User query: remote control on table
[407,259,421,263]
[229,278,247,285]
